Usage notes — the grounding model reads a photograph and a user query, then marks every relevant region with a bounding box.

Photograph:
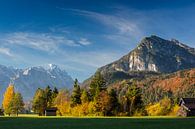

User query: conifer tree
[71,79,81,107]
[52,87,59,98]
[89,72,106,100]
[108,89,119,115]
[51,87,59,105]
[45,86,53,107]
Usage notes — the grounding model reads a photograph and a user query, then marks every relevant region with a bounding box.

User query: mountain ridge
[98,35,195,74]
[0,64,74,103]
[82,35,195,87]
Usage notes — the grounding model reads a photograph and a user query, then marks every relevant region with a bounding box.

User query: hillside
[139,68,195,97]
[108,68,195,105]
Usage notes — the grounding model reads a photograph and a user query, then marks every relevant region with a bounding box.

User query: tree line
[1,72,185,116]
[30,72,145,116]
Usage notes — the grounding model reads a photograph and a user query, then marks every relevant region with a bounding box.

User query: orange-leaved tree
[2,84,15,116]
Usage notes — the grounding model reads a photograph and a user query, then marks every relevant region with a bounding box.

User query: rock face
[0,64,74,103]
[98,35,195,74]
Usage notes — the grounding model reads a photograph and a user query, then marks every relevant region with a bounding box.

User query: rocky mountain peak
[98,35,195,75]
[141,35,164,42]
[48,64,58,70]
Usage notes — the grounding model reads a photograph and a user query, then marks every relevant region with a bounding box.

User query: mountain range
[83,35,195,86]
[0,64,74,103]
[0,35,194,104]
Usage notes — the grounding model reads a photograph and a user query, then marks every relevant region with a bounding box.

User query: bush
[146,98,172,116]
[169,105,180,116]
[56,102,70,116]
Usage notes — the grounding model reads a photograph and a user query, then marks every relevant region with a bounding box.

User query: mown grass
[0,115,195,129]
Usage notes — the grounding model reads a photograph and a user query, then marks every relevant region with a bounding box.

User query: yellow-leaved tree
[2,84,15,116]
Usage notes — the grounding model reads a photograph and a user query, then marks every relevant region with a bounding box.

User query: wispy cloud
[60,8,143,40]
[78,38,92,45]
[0,47,13,57]
[2,32,79,52]
[0,32,92,53]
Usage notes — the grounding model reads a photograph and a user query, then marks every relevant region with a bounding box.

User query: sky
[0,0,195,82]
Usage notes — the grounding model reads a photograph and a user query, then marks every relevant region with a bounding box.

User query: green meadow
[0,116,195,129]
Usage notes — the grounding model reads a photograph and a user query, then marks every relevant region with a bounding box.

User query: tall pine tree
[108,89,119,115]
[45,86,53,107]
[71,79,81,107]
[89,72,106,100]
[51,87,59,105]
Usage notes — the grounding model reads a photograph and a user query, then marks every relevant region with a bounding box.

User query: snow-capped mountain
[0,64,74,103]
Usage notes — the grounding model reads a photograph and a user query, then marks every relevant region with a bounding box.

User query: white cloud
[63,8,143,39]
[1,32,80,53]
[78,38,92,45]
[0,47,13,57]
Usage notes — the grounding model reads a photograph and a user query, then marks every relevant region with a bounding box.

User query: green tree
[45,86,53,108]
[71,79,81,107]
[81,89,90,104]
[108,89,119,115]
[89,72,106,100]
[0,108,3,116]
[10,93,24,116]
[126,84,142,115]
[32,88,47,116]
[51,87,59,105]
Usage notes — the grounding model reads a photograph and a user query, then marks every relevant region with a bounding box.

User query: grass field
[0,116,195,129]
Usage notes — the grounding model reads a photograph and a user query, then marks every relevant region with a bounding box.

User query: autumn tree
[32,86,59,116]
[89,72,106,100]
[2,85,15,116]
[10,93,24,116]
[54,89,70,116]
[71,79,81,107]
[93,91,111,116]
[32,88,47,116]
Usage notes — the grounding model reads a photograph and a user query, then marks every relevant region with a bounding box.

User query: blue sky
[0,0,195,81]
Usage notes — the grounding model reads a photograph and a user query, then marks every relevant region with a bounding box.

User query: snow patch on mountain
[0,64,74,103]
